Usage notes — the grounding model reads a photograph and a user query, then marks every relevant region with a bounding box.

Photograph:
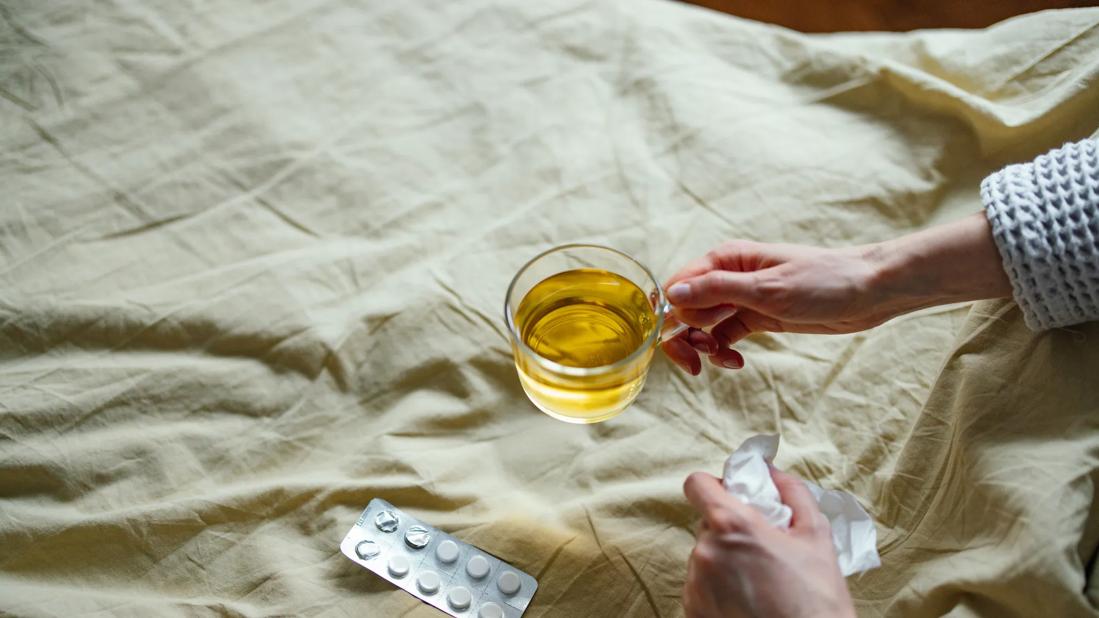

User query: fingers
[711,311,767,347]
[683,472,761,534]
[706,348,744,370]
[665,240,772,290]
[661,337,701,375]
[685,328,719,355]
[673,304,739,329]
[663,253,720,289]
[667,271,759,310]
[663,332,744,374]
[710,314,754,348]
[683,472,725,514]
[770,467,827,536]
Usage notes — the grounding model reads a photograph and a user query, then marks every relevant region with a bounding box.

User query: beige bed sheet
[2,1,1099,616]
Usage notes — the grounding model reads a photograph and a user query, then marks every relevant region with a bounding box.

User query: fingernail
[722,359,742,369]
[667,283,690,303]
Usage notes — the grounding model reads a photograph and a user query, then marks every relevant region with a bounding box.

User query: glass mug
[504,244,672,424]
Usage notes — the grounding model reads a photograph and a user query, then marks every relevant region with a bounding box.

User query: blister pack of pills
[341,498,538,617]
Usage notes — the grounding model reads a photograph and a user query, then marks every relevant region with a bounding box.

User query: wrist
[857,240,940,320]
[860,213,1013,319]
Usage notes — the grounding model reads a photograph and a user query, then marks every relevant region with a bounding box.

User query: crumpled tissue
[723,434,881,576]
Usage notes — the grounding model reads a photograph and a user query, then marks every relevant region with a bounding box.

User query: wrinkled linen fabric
[2,1,1099,616]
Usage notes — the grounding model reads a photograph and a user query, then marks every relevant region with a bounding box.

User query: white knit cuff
[981,138,1099,331]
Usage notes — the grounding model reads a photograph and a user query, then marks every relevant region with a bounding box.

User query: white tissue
[722,434,881,576]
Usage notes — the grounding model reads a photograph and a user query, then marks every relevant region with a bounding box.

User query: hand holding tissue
[723,434,881,576]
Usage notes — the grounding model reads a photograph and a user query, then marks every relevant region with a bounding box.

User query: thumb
[666,271,759,310]
[770,467,827,536]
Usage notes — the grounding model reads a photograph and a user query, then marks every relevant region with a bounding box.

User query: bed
[2,1,1099,615]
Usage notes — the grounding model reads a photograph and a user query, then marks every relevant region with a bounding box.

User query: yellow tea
[516,269,653,366]
[512,268,657,423]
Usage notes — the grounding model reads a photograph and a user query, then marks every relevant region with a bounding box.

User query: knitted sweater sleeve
[982,138,1099,330]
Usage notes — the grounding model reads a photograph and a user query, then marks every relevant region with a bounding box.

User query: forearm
[861,138,1099,329]
[863,212,1012,317]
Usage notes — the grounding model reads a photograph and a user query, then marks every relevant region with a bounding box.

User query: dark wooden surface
[679,0,1098,32]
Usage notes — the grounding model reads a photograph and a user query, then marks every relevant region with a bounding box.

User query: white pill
[436,539,459,563]
[416,570,441,594]
[387,555,410,578]
[447,586,472,610]
[466,554,490,579]
[478,601,504,618]
[497,570,521,595]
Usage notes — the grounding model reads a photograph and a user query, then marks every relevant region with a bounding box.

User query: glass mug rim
[503,243,669,378]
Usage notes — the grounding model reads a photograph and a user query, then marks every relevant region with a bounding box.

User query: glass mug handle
[650,291,686,343]
[652,291,738,343]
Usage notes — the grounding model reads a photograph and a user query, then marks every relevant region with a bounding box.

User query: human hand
[682,469,855,618]
[660,241,888,374]
[660,214,1012,374]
